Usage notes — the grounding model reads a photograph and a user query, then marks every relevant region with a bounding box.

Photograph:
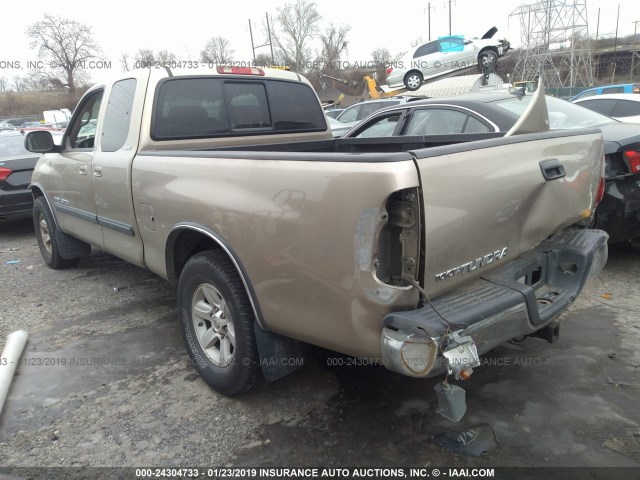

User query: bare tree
[254,52,273,67]
[0,76,8,92]
[120,52,132,72]
[200,36,235,64]
[156,50,177,64]
[12,75,28,93]
[26,14,103,94]
[24,71,53,91]
[317,24,350,74]
[135,49,156,66]
[271,0,321,71]
[120,49,178,69]
[371,48,406,81]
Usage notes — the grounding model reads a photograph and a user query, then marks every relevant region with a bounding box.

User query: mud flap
[55,230,91,259]
[253,325,307,381]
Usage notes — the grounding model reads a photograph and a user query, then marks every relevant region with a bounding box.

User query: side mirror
[24,130,59,153]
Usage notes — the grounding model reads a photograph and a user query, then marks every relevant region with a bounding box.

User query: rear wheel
[33,197,80,269]
[404,71,423,91]
[177,250,260,396]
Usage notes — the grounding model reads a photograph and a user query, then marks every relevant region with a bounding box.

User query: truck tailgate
[412,129,604,296]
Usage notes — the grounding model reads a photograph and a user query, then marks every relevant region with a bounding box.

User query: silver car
[386,27,510,91]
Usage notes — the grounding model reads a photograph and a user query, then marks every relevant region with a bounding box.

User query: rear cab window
[152,77,326,140]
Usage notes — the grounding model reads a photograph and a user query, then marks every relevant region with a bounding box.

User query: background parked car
[573,93,640,123]
[343,90,640,244]
[0,130,62,223]
[325,108,345,119]
[570,83,640,101]
[335,97,422,124]
[386,27,510,91]
[326,116,355,137]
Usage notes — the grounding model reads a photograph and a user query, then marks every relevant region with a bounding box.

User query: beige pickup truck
[25,67,608,409]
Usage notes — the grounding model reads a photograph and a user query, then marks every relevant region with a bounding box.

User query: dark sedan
[0,130,62,223]
[343,91,640,244]
[0,131,41,223]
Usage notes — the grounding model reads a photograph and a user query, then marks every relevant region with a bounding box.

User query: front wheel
[33,197,80,269]
[177,250,260,396]
[404,71,423,91]
[479,50,498,72]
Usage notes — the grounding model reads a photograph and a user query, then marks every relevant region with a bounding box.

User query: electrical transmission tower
[509,0,593,88]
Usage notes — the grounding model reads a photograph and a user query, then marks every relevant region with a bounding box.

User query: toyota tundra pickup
[25,67,608,409]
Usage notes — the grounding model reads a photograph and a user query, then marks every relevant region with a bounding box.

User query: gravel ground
[0,219,639,472]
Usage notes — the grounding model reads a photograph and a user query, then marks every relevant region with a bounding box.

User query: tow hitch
[435,333,480,422]
[530,321,560,344]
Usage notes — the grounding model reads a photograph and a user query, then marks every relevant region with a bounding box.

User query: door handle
[79,166,87,175]
[539,159,565,181]
[93,166,102,177]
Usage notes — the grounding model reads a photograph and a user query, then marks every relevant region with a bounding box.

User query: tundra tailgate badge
[435,247,508,281]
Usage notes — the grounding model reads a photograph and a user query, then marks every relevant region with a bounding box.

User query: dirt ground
[0,219,639,473]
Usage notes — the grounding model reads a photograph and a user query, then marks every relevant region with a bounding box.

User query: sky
[1,0,639,86]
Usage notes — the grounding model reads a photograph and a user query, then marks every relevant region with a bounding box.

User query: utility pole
[249,19,256,64]
[248,15,274,66]
[425,2,435,41]
[595,8,600,82]
[632,21,640,82]
[611,4,620,84]
[444,0,455,35]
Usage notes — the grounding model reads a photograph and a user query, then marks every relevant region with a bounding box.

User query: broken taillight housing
[595,176,605,207]
[0,167,12,181]
[623,149,640,173]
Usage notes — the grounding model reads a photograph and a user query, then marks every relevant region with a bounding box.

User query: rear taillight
[386,67,394,74]
[595,176,605,207]
[0,167,12,181]
[624,149,640,173]
[216,66,265,76]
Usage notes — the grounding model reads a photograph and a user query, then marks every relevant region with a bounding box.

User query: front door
[48,88,104,248]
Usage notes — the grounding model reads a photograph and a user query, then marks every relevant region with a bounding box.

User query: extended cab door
[47,87,105,248]
[90,70,150,267]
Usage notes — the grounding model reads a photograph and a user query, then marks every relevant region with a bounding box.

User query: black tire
[33,197,80,269]
[178,249,260,396]
[404,71,423,91]
[479,50,498,72]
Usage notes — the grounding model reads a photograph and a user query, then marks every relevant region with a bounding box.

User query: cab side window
[67,90,103,150]
[102,79,137,152]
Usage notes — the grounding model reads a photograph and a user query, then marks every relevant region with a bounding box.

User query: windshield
[493,95,616,130]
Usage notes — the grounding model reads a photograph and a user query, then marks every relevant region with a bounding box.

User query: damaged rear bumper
[381,228,608,378]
